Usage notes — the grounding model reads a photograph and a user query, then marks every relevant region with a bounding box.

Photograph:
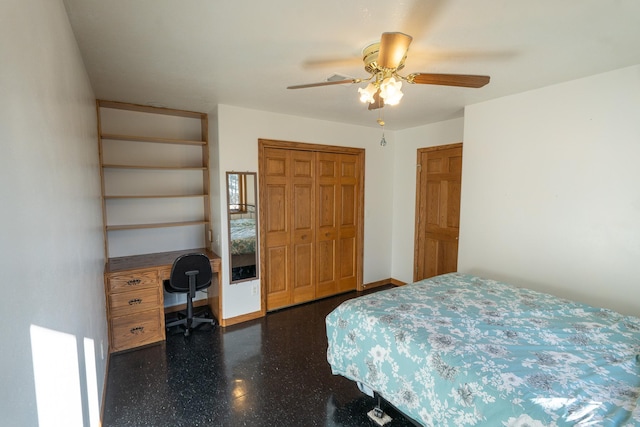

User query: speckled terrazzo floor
[102,286,416,426]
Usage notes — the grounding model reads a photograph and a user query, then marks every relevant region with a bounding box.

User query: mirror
[226,172,258,283]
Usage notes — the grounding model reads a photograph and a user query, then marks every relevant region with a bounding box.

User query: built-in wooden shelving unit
[96,100,212,258]
[97,100,218,353]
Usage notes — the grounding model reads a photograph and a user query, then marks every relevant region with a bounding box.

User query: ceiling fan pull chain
[377,110,386,147]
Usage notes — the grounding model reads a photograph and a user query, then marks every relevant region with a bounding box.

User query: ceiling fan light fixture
[358,82,377,104]
[379,76,403,106]
[287,31,490,126]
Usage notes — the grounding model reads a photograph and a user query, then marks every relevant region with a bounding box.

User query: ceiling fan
[287,32,490,111]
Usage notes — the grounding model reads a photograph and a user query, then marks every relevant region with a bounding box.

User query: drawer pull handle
[128,298,142,305]
[126,279,141,286]
[130,326,144,334]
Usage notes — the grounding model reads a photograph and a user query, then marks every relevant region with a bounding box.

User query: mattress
[325,273,640,426]
[229,218,256,255]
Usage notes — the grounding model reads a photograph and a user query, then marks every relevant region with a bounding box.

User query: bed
[326,273,640,426]
[229,216,257,281]
[229,217,256,257]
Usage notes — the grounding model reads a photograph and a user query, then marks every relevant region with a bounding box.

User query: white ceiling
[62,0,640,130]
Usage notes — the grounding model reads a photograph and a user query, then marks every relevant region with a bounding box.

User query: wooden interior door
[263,148,291,309]
[337,154,359,293]
[414,143,463,281]
[263,148,317,309]
[290,150,315,304]
[315,152,360,297]
[315,152,339,298]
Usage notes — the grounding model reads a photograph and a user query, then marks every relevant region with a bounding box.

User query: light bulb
[379,77,403,106]
[358,83,377,104]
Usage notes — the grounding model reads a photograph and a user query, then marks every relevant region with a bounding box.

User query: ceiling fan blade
[302,56,362,69]
[402,0,447,41]
[408,73,490,88]
[377,32,413,69]
[368,90,384,110]
[287,78,361,89]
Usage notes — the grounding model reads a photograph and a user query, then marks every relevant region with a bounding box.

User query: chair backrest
[167,253,213,293]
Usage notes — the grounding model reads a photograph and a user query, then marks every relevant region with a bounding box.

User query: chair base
[166,308,216,336]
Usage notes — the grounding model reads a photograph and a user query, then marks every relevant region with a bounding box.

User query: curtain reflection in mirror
[228,173,247,213]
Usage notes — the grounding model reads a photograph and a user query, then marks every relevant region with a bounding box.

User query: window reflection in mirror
[226,172,258,283]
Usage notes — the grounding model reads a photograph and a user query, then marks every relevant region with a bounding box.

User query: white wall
[209,106,223,257]
[460,65,640,317]
[216,105,395,319]
[0,0,107,425]
[391,118,465,283]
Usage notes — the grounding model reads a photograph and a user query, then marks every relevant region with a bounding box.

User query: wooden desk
[104,248,221,353]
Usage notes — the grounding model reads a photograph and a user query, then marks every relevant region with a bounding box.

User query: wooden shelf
[97,100,206,119]
[104,194,206,200]
[102,164,206,171]
[106,220,207,231]
[101,133,205,146]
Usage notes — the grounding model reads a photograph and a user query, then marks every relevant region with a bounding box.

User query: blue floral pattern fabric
[326,273,640,426]
[229,218,256,255]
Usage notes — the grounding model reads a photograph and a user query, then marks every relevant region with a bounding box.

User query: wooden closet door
[264,148,291,309]
[315,152,359,297]
[290,150,315,304]
[260,139,364,312]
[264,148,316,309]
[316,152,339,298]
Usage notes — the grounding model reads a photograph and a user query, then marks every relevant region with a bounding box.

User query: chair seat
[164,253,216,336]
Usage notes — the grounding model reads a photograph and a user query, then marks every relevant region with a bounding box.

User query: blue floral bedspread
[326,273,640,426]
[230,218,256,255]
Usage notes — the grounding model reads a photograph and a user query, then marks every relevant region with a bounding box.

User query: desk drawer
[109,287,161,317]
[108,270,158,293]
[110,308,164,352]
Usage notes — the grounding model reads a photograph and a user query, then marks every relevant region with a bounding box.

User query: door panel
[291,150,315,303]
[317,185,336,228]
[316,239,336,296]
[292,243,313,303]
[316,153,339,297]
[266,185,287,233]
[338,235,356,292]
[423,236,459,279]
[414,144,462,281]
[337,154,359,292]
[264,148,291,309]
[341,185,355,226]
[266,246,288,308]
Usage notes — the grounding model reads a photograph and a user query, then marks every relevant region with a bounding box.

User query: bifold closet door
[263,148,291,310]
[316,152,359,297]
[264,148,315,309]
[263,147,360,310]
[315,152,339,297]
[290,150,315,304]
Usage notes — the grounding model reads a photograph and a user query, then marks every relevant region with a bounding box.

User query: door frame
[258,139,365,314]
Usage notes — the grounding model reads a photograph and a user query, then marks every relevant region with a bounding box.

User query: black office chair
[164,253,215,336]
